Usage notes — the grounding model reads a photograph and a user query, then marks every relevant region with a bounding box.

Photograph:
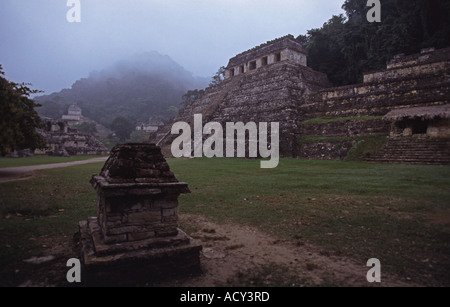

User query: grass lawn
[0,155,107,168]
[170,158,450,282]
[0,158,449,286]
[299,115,382,125]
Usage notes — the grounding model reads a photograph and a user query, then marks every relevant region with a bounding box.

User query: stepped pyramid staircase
[367,136,450,165]
[154,75,244,155]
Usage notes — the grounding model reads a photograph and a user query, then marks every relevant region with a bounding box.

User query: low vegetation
[0,158,449,286]
[299,116,382,125]
[344,135,388,161]
[298,135,355,144]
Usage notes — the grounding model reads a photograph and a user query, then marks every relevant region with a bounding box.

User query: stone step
[372,153,450,157]
[379,150,449,153]
[369,160,448,165]
[374,155,449,159]
[373,158,450,162]
[369,155,450,160]
[376,152,449,156]
[373,158,450,163]
[380,146,449,150]
[380,152,449,156]
[367,136,450,165]
[384,142,450,147]
[381,147,450,150]
[382,141,449,143]
[377,147,449,151]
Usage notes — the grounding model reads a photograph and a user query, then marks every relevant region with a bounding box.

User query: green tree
[299,0,450,86]
[128,130,149,143]
[0,65,46,155]
[209,66,225,86]
[110,116,134,141]
[304,15,348,85]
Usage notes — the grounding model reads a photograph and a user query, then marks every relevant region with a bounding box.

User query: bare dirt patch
[155,214,421,287]
[4,235,76,287]
[7,214,424,287]
[373,206,414,220]
[424,209,450,227]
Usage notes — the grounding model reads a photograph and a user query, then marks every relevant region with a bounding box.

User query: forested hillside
[34,51,208,128]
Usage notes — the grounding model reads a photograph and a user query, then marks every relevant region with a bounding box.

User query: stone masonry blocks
[77,143,202,284]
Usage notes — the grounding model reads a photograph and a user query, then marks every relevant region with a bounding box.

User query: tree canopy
[209,66,226,87]
[299,0,450,86]
[0,65,46,156]
[110,116,134,141]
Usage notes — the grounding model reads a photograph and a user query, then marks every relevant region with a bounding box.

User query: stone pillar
[280,49,289,61]
[77,143,202,285]
[256,58,262,69]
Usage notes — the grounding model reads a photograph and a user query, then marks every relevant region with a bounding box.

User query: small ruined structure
[78,143,202,284]
[62,104,82,122]
[36,117,108,156]
[384,105,450,138]
[367,105,450,164]
[136,117,165,133]
[224,35,307,78]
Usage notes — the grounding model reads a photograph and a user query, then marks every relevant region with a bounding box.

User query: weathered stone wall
[36,118,109,156]
[296,119,391,160]
[428,119,450,137]
[297,47,450,159]
[385,47,449,70]
[79,144,202,284]
[297,141,355,160]
[227,35,306,68]
[152,38,450,162]
[225,35,308,79]
[37,132,109,156]
[91,144,187,244]
[302,73,450,119]
[298,118,390,138]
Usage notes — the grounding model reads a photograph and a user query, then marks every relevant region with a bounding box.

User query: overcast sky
[0,0,344,94]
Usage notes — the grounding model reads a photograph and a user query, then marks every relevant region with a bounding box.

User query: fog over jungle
[0,0,344,95]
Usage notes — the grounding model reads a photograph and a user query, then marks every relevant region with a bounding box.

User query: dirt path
[12,213,423,287]
[160,214,422,287]
[0,157,108,184]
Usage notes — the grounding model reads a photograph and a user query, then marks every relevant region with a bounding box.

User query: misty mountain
[34,51,209,127]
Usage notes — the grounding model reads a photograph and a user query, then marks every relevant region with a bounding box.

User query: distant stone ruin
[77,143,202,285]
[36,117,109,156]
[136,117,165,133]
[225,35,308,78]
[62,104,82,122]
[368,105,450,164]
[151,35,450,164]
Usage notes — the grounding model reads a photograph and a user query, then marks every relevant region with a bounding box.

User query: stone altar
[77,143,202,285]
